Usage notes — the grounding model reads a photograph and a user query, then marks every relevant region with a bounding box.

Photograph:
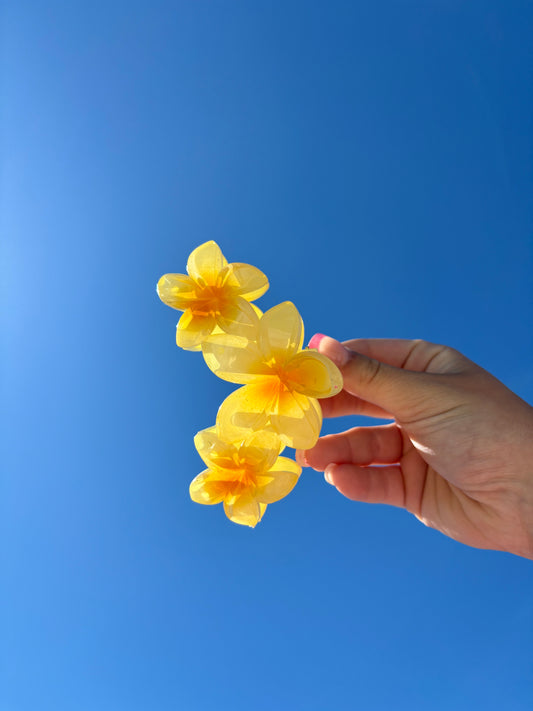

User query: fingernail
[295,449,308,467]
[324,466,334,485]
[308,333,326,350]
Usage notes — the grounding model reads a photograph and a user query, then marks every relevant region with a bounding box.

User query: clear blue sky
[2,2,532,709]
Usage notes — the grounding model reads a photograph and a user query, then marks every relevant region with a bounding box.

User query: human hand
[296,337,533,559]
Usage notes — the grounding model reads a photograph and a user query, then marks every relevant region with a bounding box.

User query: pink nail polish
[295,450,308,467]
[308,333,326,350]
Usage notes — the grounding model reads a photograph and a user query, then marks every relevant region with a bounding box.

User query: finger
[324,463,406,508]
[340,338,458,373]
[297,423,403,471]
[313,336,445,419]
[319,389,393,420]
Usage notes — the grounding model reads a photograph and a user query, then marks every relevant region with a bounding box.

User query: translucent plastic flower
[190,426,301,527]
[202,302,343,449]
[157,241,268,351]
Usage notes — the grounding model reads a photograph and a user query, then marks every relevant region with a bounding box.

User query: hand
[296,336,533,559]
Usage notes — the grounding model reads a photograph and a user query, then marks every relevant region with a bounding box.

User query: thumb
[313,336,440,420]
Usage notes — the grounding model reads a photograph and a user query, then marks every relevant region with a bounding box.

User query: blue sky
[2,2,532,709]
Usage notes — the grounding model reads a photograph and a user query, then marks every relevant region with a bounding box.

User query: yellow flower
[202,302,343,449]
[190,427,301,527]
[157,241,269,351]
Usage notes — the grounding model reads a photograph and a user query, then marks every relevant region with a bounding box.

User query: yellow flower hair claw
[190,427,301,527]
[203,302,343,449]
[157,241,268,351]
[157,243,343,526]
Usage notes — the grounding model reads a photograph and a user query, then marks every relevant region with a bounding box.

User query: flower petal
[189,469,226,505]
[194,426,281,474]
[256,456,301,503]
[259,302,304,360]
[157,274,197,310]
[242,430,284,471]
[216,384,275,441]
[187,241,228,285]
[202,324,272,385]
[224,494,265,527]
[215,297,261,342]
[270,390,323,449]
[194,427,233,469]
[224,263,269,300]
[216,382,322,450]
[285,351,343,398]
[176,310,216,351]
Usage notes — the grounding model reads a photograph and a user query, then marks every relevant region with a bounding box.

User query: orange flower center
[210,454,259,500]
[192,284,231,318]
[265,357,291,387]
[254,373,291,407]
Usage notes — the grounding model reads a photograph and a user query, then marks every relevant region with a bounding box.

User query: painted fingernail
[308,333,326,350]
[295,449,308,467]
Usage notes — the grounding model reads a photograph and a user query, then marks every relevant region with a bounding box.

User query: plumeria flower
[190,426,301,527]
[202,302,343,449]
[157,241,268,351]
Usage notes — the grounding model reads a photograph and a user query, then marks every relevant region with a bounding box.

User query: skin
[296,337,533,559]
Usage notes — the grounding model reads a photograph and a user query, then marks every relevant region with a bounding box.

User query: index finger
[341,338,450,373]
